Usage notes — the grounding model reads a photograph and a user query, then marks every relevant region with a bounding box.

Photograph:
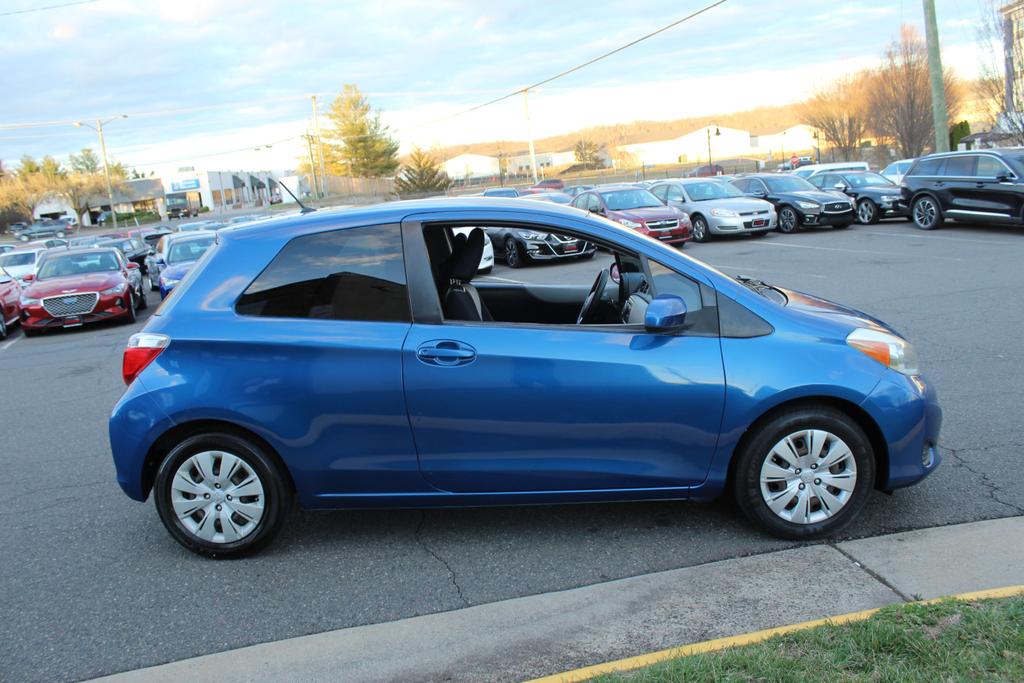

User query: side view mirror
[155,258,165,266]
[589,205,604,215]
[126,262,139,270]
[995,174,1014,183]
[644,294,688,333]
[23,273,35,282]
[750,190,766,198]
[833,182,848,190]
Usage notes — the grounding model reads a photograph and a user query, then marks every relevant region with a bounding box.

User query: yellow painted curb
[525,584,1024,683]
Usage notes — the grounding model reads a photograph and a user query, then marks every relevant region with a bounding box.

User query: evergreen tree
[574,139,602,169]
[323,84,400,177]
[394,148,452,197]
[69,148,101,174]
[948,120,971,149]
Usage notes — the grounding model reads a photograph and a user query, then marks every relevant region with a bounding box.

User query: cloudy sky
[0,0,992,175]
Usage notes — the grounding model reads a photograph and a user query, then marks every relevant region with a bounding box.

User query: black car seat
[443,228,492,321]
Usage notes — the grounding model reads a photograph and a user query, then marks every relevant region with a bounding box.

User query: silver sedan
[650,178,776,242]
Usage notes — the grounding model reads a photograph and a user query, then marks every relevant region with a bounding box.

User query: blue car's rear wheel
[154,433,291,558]
[733,406,875,540]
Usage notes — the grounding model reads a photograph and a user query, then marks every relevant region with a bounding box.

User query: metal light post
[706,124,721,174]
[74,115,127,230]
[813,130,821,164]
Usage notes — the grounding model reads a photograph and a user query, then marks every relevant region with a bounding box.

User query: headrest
[449,228,484,283]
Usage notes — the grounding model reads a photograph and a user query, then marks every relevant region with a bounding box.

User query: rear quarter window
[236,224,409,322]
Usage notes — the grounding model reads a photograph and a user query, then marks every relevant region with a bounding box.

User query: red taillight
[122,333,169,385]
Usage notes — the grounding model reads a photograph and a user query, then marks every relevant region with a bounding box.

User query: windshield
[764,176,817,193]
[177,222,209,231]
[684,181,744,200]
[600,189,662,210]
[99,239,137,252]
[37,251,119,279]
[0,252,36,268]
[843,172,894,187]
[168,237,214,264]
[484,188,517,197]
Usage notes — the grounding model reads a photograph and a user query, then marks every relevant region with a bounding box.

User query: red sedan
[571,185,693,245]
[19,247,145,336]
[0,265,21,340]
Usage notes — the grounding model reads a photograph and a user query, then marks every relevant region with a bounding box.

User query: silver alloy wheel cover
[857,201,874,224]
[780,208,796,231]
[506,239,517,266]
[171,450,266,543]
[914,197,936,227]
[694,218,706,239]
[759,429,857,525]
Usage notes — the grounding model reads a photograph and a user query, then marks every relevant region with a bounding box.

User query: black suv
[730,174,854,233]
[900,149,1024,230]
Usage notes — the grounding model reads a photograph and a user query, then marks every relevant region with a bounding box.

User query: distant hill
[433,103,803,159]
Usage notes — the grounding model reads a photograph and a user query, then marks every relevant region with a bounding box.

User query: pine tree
[394,148,452,197]
[323,84,400,177]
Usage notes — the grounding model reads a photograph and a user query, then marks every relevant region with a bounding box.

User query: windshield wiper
[735,275,787,301]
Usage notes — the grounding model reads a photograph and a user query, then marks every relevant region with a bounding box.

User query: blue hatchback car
[110,198,941,557]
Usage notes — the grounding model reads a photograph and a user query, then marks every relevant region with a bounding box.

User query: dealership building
[161,167,284,215]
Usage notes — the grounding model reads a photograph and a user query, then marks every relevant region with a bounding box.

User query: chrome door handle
[416,340,477,366]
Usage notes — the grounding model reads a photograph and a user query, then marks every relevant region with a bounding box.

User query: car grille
[42,292,99,317]
[824,202,851,213]
[739,210,770,216]
[647,219,679,231]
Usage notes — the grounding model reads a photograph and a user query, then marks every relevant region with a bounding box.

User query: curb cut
[526,584,1024,683]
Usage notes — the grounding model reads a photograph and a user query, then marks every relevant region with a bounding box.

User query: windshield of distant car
[37,251,120,279]
[763,176,817,193]
[483,188,517,197]
[684,181,745,200]
[69,236,101,247]
[843,172,894,187]
[168,237,215,264]
[99,239,139,253]
[599,189,663,210]
[0,252,36,268]
[177,222,209,231]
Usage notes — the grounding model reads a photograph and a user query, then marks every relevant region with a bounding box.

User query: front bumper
[862,371,942,491]
[709,213,775,234]
[21,292,133,330]
[640,227,691,244]
[801,209,854,226]
[522,238,598,260]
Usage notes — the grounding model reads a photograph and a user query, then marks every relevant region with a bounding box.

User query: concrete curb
[89,516,1024,683]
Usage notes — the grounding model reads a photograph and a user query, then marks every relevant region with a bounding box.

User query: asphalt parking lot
[3,218,1024,682]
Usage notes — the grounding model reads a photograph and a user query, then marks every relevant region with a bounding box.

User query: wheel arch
[725,395,890,491]
[140,419,297,500]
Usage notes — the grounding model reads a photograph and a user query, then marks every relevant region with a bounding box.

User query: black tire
[911,195,944,230]
[733,406,875,540]
[124,292,137,324]
[504,237,524,269]
[23,326,40,337]
[691,215,710,242]
[153,432,292,558]
[19,234,29,242]
[777,206,800,234]
[0,315,6,340]
[137,286,148,310]
[856,199,878,225]
[148,271,159,292]
[56,230,66,238]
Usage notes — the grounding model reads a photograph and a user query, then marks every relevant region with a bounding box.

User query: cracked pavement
[1,219,1022,682]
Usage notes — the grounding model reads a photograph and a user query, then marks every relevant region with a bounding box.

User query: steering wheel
[577,267,609,325]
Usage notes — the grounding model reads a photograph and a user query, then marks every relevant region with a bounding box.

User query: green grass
[593,596,1024,683]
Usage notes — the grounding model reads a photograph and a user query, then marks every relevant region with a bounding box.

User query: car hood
[776,286,902,337]
[611,206,683,222]
[161,261,197,280]
[781,190,850,204]
[690,197,772,212]
[2,263,35,279]
[855,184,901,195]
[24,272,124,298]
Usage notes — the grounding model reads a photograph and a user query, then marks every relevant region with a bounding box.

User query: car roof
[918,147,1024,159]
[167,230,217,243]
[593,184,646,192]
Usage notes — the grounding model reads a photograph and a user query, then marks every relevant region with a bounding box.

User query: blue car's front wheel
[733,406,875,540]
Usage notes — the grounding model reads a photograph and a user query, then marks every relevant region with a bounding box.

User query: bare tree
[866,25,961,157]
[0,172,53,219]
[798,74,870,161]
[55,173,107,227]
[978,1,1024,144]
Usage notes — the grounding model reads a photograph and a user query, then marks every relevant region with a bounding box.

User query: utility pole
[74,115,127,230]
[923,0,950,152]
[304,134,320,199]
[311,95,327,198]
[522,89,539,184]
[1004,9,1016,115]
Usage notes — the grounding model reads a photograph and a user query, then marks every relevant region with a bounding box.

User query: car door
[0,267,18,323]
[939,155,978,215]
[665,184,689,213]
[969,155,1023,220]
[400,214,726,493]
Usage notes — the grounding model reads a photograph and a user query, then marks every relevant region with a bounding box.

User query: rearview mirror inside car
[644,294,687,333]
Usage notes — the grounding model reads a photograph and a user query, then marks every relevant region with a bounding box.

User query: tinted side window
[666,185,684,202]
[236,225,409,322]
[647,259,717,334]
[650,185,668,201]
[731,178,749,192]
[942,155,975,177]
[911,158,943,176]
[976,155,1012,178]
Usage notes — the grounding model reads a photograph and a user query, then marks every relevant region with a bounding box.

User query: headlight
[161,277,180,288]
[881,195,900,203]
[20,296,39,307]
[101,283,127,296]
[515,230,549,240]
[847,328,919,375]
[710,208,739,218]
[619,219,642,229]
[796,201,820,210]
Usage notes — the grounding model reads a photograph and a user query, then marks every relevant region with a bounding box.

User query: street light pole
[706,124,721,175]
[523,89,539,185]
[74,115,127,230]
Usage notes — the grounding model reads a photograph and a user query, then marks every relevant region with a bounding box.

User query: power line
[0,0,99,17]
[422,0,729,126]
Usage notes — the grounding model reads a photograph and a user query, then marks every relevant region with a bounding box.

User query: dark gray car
[650,178,775,241]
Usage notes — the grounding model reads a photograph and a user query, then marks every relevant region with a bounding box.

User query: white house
[751,125,819,159]
[618,126,755,167]
[443,153,500,181]
[508,150,577,175]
